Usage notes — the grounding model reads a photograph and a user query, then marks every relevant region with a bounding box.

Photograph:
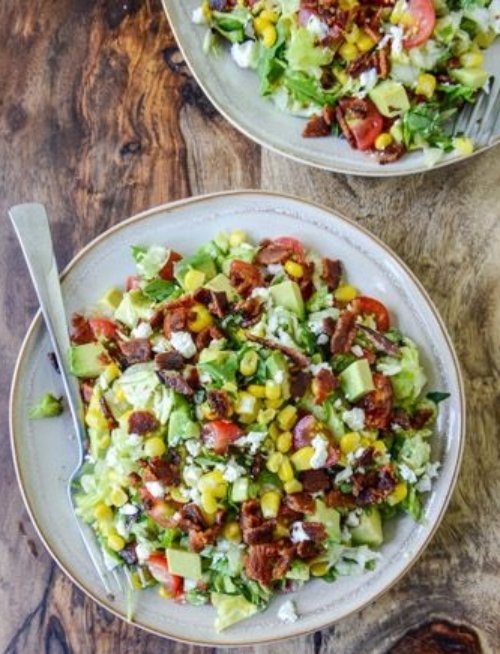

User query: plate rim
[161,0,498,178]
[9,190,466,646]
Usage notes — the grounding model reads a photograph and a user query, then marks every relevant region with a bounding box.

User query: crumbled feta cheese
[183,464,203,487]
[415,474,432,492]
[126,434,142,447]
[221,458,246,483]
[356,68,378,97]
[309,361,332,376]
[115,516,129,538]
[317,333,329,345]
[136,543,152,565]
[426,461,441,479]
[119,503,139,516]
[235,431,266,455]
[290,522,311,544]
[251,286,270,299]
[183,578,198,591]
[342,408,365,432]
[346,510,361,527]
[191,6,207,24]
[145,481,165,498]
[310,435,328,469]
[170,331,196,359]
[267,263,284,276]
[351,345,364,358]
[152,336,170,353]
[398,463,417,484]
[185,439,202,457]
[278,599,298,624]
[132,322,153,339]
[335,466,353,484]
[231,40,259,69]
[490,0,500,32]
[306,14,329,39]
[199,371,212,384]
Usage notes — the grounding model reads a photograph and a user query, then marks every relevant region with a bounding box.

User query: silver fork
[452,76,500,147]
[9,203,125,600]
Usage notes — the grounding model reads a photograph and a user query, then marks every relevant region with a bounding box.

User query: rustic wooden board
[0,1,499,653]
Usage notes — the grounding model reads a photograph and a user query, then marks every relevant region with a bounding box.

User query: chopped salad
[70,231,447,631]
[193,0,500,165]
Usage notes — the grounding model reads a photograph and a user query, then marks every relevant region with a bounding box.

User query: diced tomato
[402,0,436,48]
[352,296,390,332]
[273,237,305,259]
[202,420,244,454]
[126,275,141,291]
[338,99,384,151]
[89,318,118,340]
[158,251,182,281]
[147,552,184,597]
[360,373,393,430]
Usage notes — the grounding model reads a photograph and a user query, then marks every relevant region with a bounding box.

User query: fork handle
[9,203,86,452]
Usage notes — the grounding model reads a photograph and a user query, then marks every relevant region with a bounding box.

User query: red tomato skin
[402,0,436,48]
[273,237,305,259]
[89,318,117,339]
[147,553,184,596]
[126,275,141,291]
[159,251,182,281]
[352,296,391,332]
[202,420,244,454]
[339,99,384,151]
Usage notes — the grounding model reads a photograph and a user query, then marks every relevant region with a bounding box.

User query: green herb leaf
[29,393,63,419]
[426,391,450,405]
[142,279,178,302]
[131,245,146,263]
[284,71,340,107]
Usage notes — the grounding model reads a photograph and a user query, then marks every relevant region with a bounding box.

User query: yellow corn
[266,398,284,410]
[263,25,277,49]
[108,533,126,552]
[345,25,360,44]
[202,404,218,421]
[339,41,359,62]
[258,408,276,424]
[284,260,304,279]
[110,487,128,507]
[94,502,113,522]
[266,451,284,473]
[278,457,295,482]
[235,392,259,419]
[290,446,314,471]
[373,439,387,455]
[357,31,376,53]
[277,405,297,431]
[400,11,416,27]
[253,15,269,34]
[201,491,218,514]
[223,521,242,542]
[184,269,206,292]
[284,479,303,494]
[475,30,496,48]
[170,487,190,503]
[334,284,358,302]
[268,422,280,441]
[248,384,266,398]
[460,52,483,68]
[333,67,348,85]
[374,132,393,151]
[339,0,359,8]
[265,380,282,401]
[260,9,278,22]
[260,490,281,518]
[240,351,259,376]
[188,303,213,333]
[310,561,329,577]
[276,431,293,453]
[453,137,474,155]
[198,470,225,490]
[104,362,121,384]
[229,229,247,248]
[340,432,361,455]
[415,73,436,99]
[144,436,166,458]
[388,481,408,506]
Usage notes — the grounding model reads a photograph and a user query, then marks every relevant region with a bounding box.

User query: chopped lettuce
[377,338,427,409]
[286,27,333,73]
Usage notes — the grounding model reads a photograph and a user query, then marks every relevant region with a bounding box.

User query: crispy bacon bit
[240,500,276,545]
[255,242,291,265]
[301,521,327,542]
[325,488,356,509]
[80,380,95,404]
[321,258,342,291]
[207,389,232,419]
[235,296,263,327]
[128,410,159,435]
[186,509,226,552]
[129,472,142,487]
[163,307,189,337]
[353,464,396,505]
[296,540,324,560]
[229,260,263,298]
[300,469,331,493]
[377,46,390,79]
[149,308,165,330]
[246,334,311,368]
[208,291,229,318]
[346,52,374,78]
[359,373,393,429]
[99,396,118,428]
[411,406,434,429]
[357,324,400,356]
[322,317,336,336]
[195,325,225,350]
[312,367,338,404]
[330,311,357,354]
[179,503,207,532]
[119,337,152,364]
[158,250,182,281]
[141,457,180,486]
[192,287,212,305]
[390,408,411,430]
[155,350,184,371]
[356,446,375,468]
[70,313,94,345]
[156,370,194,396]
[376,143,406,164]
[336,104,357,148]
[290,371,312,399]
[245,541,295,586]
[285,492,316,515]
[303,113,332,138]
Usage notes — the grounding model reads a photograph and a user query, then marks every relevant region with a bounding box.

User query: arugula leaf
[426,391,450,405]
[402,104,454,151]
[142,279,178,302]
[131,245,146,263]
[257,23,288,95]
[211,8,250,44]
[29,393,63,419]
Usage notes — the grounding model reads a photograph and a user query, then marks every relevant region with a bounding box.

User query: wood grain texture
[0,1,499,653]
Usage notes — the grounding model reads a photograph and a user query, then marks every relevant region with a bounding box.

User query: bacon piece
[179,503,207,532]
[195,325,225,350]
[377,47,390,80]
[390,408,411,430]
[255,243,291,265]
[158,250,182,281]
[312,367,338,404]
[285,492,316,515]
[303,113,332,138]
[163,307,189,337]
[187,509,226,552]
[376,143,406,165]
[245,541,295,586]
[296,540,324,560]
[301,521,327,542]
[359,373,393,430]
[129,472,142,487]
[322,317,336,336]
[321,258,342,291]
[207,389,232,420]
[336,105,357,148]
[192,288,212,305]
[411,406,434,429]
[156,370,194,396]
[240,500,276,545]
[290,370,312,400]
[325,488,356,509]
[235,296,263,327]
[229,260,263,298]
[70,313,94,345]
[357,324,400,356]
[300,469,331,493]
[99,396,118,429]
[128,410,159,435]
[119,337,152,364]
[353,464,396,506]
[208,291,229,319]
[155,350,184,371]
[246,334,310,368]
[140,457,180,486]
[149,308,165,330]
[80,380,95,403]
[330,311,357,354]
[347,52,374,78]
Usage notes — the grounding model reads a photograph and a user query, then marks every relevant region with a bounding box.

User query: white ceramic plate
[162,0,500,177]
[10,192,465,646]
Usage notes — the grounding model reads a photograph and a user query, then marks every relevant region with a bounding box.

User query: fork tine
[111,567,125,593]
[465,91,489,140]
[453,101,473,136]
[477,81,500,146]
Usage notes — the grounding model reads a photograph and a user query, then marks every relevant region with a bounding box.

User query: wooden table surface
[1,1,499,653]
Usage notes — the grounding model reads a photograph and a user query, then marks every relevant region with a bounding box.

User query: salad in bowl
[192,0,500,165]
[70,230,447,631]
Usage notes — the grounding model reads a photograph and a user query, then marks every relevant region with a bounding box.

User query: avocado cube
[174,251,217,289]
[114,290,153,329]
[450,67,489,90]
[68,343,108,378]
[350,507,383,547]
[339,359,375,402]
[269,280,304,318]
[211,593,259,632]
[307,499,341,542]
[166,548,202,579]
[231,477,249,503]
[370,80,410,118]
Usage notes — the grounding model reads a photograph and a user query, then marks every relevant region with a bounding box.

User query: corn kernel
[260,490,281,518]
[229,229,247,247]
[240,350,259,376]
[340,432,361,454]
[266,398,284,410]
[339,0,359,8]
[345,25,360,44]
[284,260,304,279]
[276,431,293,453]
[278,457,294,482]
[334,284,358,302]
[258,407,276,424]
[108,533,126,552]
[339,41,359,62]
[94,502,113,522]
[284,479,303,494]
[374,132,393,151]
[198,470,225,490]
[104,362,121,383]
[387,481,408,506]
[460,52,484,68]
[248,384,266,398]
[415,73,436,99]
[184,268,206,292]
[268,422,280,440]
[202,404,218,421]
[223,521,242,542]
[201,491,218,514]
[453,137,474,155]
[265,380,281,401]
[110,487,128,507]
[144,436,166,458]
[201,0,211,21]
[400,11,416,27]
[277,405,297,431]
[290,446,314,471]
[188,303,213,333]
[266,451,284,473]
[475,30,496,48]
[373,439,387,455]
[260,9,278,22]
[170,487,190,503]
[310,561,329,577]
[357,32,376,53]
[253,15,269,34]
